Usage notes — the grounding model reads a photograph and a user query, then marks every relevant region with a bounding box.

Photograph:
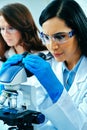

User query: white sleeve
[40,88,87,130]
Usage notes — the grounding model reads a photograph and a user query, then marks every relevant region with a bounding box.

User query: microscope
[0,52,50,130]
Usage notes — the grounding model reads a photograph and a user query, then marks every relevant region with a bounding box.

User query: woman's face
[42,17,81,66]
[0,15,22,47]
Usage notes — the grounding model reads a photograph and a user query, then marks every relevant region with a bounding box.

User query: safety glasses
[40,30,75,45]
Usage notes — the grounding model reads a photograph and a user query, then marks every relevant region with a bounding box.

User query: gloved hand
[0,84,4,95]
[23,54,64,103]
[0,54,24,74]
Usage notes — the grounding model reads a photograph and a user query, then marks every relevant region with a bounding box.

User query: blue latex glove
[23,54,64,103]
[0,54,24,74]
[0,84,4,95]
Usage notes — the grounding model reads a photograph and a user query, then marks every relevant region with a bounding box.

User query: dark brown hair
[39,0,87,57]
[0,3,47,61]
[0,34,9,61]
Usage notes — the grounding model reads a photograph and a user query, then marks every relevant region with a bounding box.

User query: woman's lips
[53,52,63,57]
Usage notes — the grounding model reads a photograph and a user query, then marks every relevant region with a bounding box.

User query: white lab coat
[0,48,87,130]
[39,56,87,130]
[20,55,87,130]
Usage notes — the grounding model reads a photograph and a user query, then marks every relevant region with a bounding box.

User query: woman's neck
[14,45,26,54]
[65,51,82,70]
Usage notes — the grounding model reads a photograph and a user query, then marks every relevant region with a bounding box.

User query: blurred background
[0,0,87,30]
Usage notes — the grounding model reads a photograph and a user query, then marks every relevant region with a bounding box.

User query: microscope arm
[0,65,27,86]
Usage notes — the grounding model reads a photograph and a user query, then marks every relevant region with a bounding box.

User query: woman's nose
[50,40,59,50]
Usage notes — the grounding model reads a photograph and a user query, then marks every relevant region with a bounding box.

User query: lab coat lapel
[51,59,64,85]
[69,56,87,96]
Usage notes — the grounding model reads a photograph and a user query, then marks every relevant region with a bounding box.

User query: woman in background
[0,3,48,130]
[0,3,46,61]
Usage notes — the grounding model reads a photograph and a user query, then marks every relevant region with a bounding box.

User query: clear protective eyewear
[0,26,17,34]
[40,30,75,45]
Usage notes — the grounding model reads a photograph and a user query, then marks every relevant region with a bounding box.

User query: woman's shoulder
[5,47,16,59]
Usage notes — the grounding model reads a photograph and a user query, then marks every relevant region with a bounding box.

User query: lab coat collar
[51,56,87,96]
[51,59,64,85]
[5,47,15,58]
[69,56,87,96]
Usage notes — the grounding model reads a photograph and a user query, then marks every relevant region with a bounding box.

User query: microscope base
[8,125,33,130]
[0,108,45,130]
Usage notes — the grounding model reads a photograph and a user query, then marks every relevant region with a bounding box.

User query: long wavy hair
[0,3,47,61]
